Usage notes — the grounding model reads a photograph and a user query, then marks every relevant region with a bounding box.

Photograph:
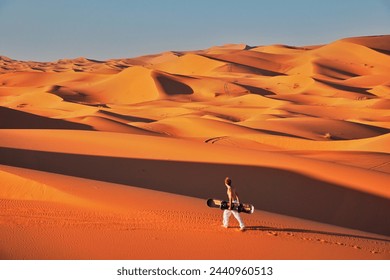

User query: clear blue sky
[1,0,389,61]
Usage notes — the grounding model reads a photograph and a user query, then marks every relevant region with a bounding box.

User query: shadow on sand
[244,226,390,243]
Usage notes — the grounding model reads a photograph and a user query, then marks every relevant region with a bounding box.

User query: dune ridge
[1,35,389,259]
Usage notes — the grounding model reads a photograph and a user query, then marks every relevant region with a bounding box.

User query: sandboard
[207,198,254,214]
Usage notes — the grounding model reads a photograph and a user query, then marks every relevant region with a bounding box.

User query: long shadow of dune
[313,62,359,79]
[235,83,275,96]
[314,78,375,96]
[98,110,155,123]
[373,48,390,56]
[1,147,389,236]
[0,106,93,130]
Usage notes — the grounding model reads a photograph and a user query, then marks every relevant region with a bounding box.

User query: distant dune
[0,35,389,259]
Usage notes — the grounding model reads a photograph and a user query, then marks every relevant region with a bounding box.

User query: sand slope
[1,165,389,260]
[0,35,390,259]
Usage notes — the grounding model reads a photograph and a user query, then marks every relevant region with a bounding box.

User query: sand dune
[341,35,390,53]
[0,56,135,74]
[0,35,389,259]
[153,53,226,76]
[1,164,388,260]
[1,129,389,235]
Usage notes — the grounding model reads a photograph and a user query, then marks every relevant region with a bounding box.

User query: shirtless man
[222,177,245,231]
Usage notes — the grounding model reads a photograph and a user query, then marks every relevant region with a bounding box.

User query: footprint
[352,245,361,250]
[267,231,278,236]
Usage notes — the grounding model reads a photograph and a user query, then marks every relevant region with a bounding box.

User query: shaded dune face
[153,73,194,96]
[1,35,390,259]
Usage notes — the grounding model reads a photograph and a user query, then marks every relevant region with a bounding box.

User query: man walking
[222,177,245,231]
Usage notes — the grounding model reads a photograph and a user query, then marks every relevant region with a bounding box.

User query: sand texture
[0,35,389,259]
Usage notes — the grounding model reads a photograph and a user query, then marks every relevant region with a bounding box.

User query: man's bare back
[223,177,245,230]
[225,177,240,209]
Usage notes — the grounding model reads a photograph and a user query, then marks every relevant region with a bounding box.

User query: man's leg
[222,210,231,228]
[232,210,245,230]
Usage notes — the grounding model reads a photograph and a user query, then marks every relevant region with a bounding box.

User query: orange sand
[0,35,389,259]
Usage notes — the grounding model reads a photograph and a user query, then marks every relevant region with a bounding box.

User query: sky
[0,0,389,61]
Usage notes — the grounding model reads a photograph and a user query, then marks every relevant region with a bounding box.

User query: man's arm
[235,191,240,204]
[228,190,233,210]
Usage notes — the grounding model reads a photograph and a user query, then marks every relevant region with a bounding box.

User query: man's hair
[225,177,232,186]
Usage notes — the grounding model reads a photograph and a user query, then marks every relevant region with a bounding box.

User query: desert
[0,35,389,259]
